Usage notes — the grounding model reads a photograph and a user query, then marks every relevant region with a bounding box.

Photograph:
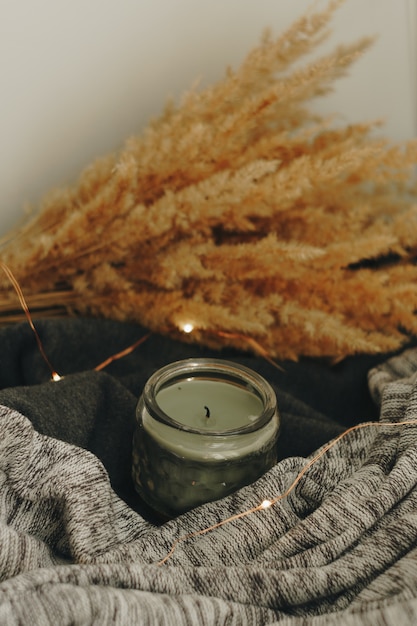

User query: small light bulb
[52,372,63,381]
[261,499,272,509]
[182,323,194,334]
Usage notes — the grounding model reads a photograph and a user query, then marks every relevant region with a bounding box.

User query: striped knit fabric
[0,323,417,624]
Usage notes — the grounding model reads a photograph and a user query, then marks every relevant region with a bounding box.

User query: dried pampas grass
[1,0,417,361]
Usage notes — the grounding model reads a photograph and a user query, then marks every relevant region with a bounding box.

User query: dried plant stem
[0,1,416,361]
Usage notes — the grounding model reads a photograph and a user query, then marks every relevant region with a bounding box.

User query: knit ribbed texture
[0,320,416,624]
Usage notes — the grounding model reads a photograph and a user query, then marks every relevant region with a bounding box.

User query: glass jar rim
[141,358,277,436]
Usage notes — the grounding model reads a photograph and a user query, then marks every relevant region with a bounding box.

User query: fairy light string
[156,417,417,566]
[94,332,151,371]
[0,268,281,379]
[2,264,414,568]
[0,262,151,379]
[0,262,63,381]
[178,322,285,372]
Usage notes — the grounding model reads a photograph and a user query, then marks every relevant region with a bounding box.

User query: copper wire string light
[0,262,63,381]
[156,418,417,566]
[94,332,151,371]
[0,262,151,379]
[2,263,414,570]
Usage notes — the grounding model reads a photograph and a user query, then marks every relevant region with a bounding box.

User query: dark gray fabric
[0,319,416,624]
[0,318,351,520]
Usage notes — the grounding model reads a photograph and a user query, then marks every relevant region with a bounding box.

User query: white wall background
[0,0,416,237]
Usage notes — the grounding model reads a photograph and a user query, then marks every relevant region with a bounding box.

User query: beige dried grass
[1,0,417,361]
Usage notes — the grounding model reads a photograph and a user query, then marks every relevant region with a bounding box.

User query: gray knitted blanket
[0,320,416,624]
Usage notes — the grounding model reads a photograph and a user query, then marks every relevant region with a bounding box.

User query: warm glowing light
[182,323,194,334]
[52,372,63,381]
[157,419,417,566]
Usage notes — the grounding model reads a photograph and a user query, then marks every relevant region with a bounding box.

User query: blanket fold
[0,318,416,624]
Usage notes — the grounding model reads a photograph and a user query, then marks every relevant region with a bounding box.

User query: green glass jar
[132,358,280,519]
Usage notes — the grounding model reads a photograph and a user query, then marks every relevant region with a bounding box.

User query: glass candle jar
[132,358,280,519]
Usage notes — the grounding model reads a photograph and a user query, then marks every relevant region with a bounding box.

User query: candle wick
[204,405,210,418]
